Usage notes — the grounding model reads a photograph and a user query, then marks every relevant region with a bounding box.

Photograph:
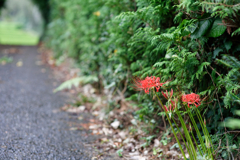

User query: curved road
[0,46,97,159]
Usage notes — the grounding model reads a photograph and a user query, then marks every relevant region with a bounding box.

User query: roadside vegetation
[43,0,240,159]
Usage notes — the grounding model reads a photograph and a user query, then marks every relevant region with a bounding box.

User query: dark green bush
[0,0,5,9]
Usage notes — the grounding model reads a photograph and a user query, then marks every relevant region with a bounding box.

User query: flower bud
[189,124,192,132]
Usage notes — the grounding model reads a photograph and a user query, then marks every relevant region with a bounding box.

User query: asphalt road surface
[0,46,99,160]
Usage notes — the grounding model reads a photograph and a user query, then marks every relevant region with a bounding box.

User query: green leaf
[104,82,116,89]
[146,135,156,141]
[153,148,157,155]
[235,110,240,116]
[222,151,227,158]
[207,18,226,37]
[231,27,240,36]
[231,144,237,149]
[140,142,148,147]
[54,76,98,92]
[224,41,232,51]
[116,148,123,157]
[188,21,199,33]
[191,19,212,39]
[235,100,240,104]
[232,45,240,54]
[170,143,180,150]
[221,118,240,129]
[161,139,168,145]
[0,56,13,64]
[165,52,173,59]
[213,48,223,59]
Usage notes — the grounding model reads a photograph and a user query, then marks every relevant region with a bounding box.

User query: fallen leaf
[92,111,99,116]
[154,139,160,147]
[89,119,97,123]
[78,116,83,120]
[166,150,179,157]
[143,150,148,155]
[98,130,103,134]
[70,127,82,131]
[100,137,108,143]
[128,152,147,160]
[16,61,23,67]
[111,120,120,129]
[89,124,100,130]
[119,131,127,139]
[80,123,92,129]
[102,127,113,135]
[67,106,86,113]
[92,130,99,134]
[123,138,130,144]
[131,119,138,125]
[113,142,122,148]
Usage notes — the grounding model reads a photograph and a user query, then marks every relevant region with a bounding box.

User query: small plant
[54,76,98,92]
[132,76,214,160]
[0,56,13,65]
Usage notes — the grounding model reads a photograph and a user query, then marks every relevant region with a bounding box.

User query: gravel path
[0,46,97,159]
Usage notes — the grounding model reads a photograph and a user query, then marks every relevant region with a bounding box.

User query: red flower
[164,105,170,112]
[164,99,178,112]
[132,76,165,94]
[162,88,173,99]
[181,93,201,108]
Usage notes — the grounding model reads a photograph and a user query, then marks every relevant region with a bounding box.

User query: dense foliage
[46,0,240,158]
[31,0,50,26]
[0,0,5,9]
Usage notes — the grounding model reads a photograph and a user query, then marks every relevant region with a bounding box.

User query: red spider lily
[164,104,174,112]
[181,93,201,108]
[164,105,170,112]
[162,88,173,99]
[132,76,165,94]
[164,99,178,112]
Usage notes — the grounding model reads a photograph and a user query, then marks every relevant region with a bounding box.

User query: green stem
[195,109,214,159]
[191,130,203,156]
[186,105,214,160]
[154,90,187,160]
[170,117,192,155]
[196,109,214,149]
[166,113,187,160]
[185,105,207,154]
[176,111,198,159]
